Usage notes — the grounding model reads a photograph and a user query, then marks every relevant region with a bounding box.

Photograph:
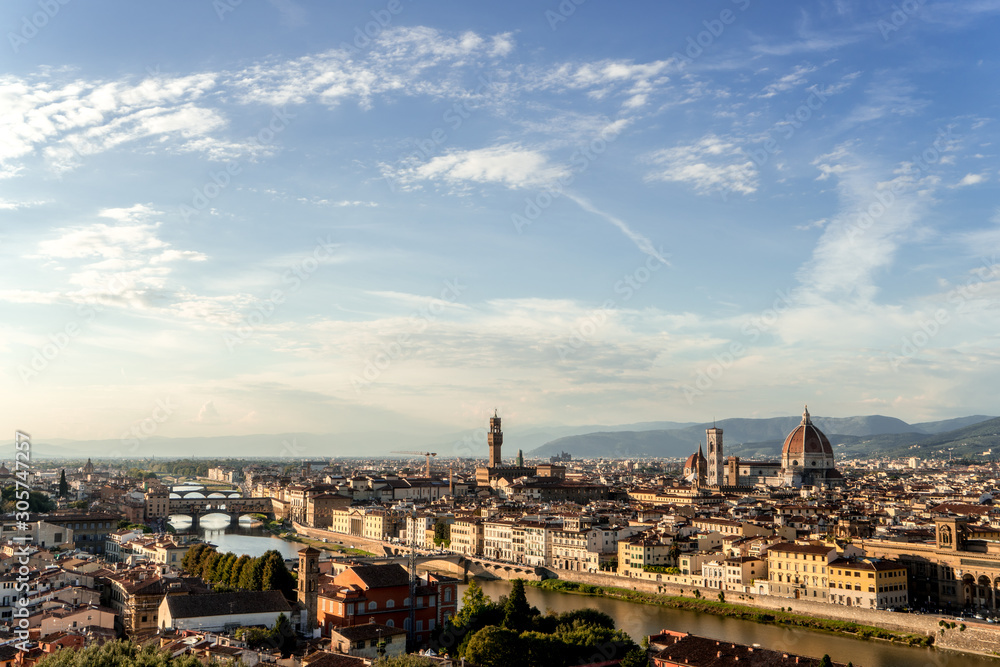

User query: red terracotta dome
[684,449,705,469]
[781,406,833,458]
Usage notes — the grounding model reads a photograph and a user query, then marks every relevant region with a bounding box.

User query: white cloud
[0,198,45,210]
[954,172,986,187]
[388,144,570,191]
[196,400,225,424]
[757,64,818,98]
[645,134,758,195]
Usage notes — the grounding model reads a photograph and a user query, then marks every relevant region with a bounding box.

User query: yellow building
[827,558,908,609]
[765,543,840,600]
[617,535,675,577]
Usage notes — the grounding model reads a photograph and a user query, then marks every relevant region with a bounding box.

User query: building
[706,426,723,487]
[299,546,320,633]
[764,543,838,601]
[104,569,198,636]
[649,629,850,667]
[827,558,908,609]
[683,406,845,490]
[329,623,408,661]
[39,512,120,555]
[474,413,537,487]
[682,447,707,485]
[158,590,292,632]
[316,564,459,646]
[448,516,484,557]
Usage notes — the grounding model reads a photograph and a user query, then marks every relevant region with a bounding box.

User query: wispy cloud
[644,134,758,195]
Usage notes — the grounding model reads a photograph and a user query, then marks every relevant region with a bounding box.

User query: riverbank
[527,580,933,647]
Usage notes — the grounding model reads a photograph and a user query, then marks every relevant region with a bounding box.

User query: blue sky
[2,0,1000,444]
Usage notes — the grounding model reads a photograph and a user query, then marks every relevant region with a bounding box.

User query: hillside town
[3,410,1000,664]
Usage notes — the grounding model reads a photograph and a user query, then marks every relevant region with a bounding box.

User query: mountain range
[4,415,995,461]
[527,414,1000,460]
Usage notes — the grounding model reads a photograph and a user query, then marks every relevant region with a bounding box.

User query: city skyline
[3,1,1000,443]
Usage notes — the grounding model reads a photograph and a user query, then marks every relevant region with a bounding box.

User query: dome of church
[683,449,705,469]
[781,406,834,463]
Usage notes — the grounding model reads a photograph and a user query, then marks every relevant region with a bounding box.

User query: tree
[464,626,521,667]
[621,648,649,667]
[1,486,55,513]
[718,591,726,603]
[373,657,436,666]
[34,639,213,666]
[818,656,833,667]
[58,470,68,498]
[456,580,491,627]
[229,554,251,588]
[502,579,533,632]
[239,555,266,590]
[261,550,296,599]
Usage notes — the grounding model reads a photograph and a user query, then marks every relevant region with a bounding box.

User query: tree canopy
[432,579,638,667]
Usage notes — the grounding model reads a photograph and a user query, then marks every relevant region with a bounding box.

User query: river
[169,514,302,559]
[467,580,998,667]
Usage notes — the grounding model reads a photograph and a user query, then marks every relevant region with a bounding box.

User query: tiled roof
[165,590,290,619]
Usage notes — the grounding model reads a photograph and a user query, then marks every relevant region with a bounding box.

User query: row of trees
[181,544,295,600]
[1,485,55,513]
[432,580,646,667]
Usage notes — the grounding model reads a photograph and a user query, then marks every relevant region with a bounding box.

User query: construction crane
[390,450,437,477]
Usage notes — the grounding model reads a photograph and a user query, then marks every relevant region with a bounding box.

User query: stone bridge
[369,548,547,581]
[168,497,274,527]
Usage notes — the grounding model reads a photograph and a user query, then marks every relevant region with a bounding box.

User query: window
[444,588,452,602]
[386,619,394,627]
[368,601,376,611]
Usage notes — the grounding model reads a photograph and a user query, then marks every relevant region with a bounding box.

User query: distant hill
[836,417,1000,458]
[527,414,1000,460]
[911,415,996,434]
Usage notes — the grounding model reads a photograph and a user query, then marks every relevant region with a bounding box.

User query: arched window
[444,588,451,602]
[404,617,411,631]
[403,597,410,607]
[386,619,394,627]
[368,601,376,611]
[386,599,395,609]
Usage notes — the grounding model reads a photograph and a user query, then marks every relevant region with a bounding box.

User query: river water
[468,580,998,667]
[169,514,301,559]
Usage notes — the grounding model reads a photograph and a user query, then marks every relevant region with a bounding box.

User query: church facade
[684,406,844,490]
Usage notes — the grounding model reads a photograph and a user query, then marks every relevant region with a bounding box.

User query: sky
[2,0,1000,448]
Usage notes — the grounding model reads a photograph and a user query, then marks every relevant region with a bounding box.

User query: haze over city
[3,1,1000,447]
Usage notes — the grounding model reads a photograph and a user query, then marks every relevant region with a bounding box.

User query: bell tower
[488,410,503,468]
[298,546,320,632]
[707,424,723,487]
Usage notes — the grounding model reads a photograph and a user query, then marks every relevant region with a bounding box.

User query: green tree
[519,631,563,666]
[456,580,490,627]
[621,648,649,667]
[261,550,296,599]
[1,486,55,513]
[239,555,266,590]
[818,656,833,667]
[229,554,251,588]
[464,626,521,667]
[373,656,436,666]
[502,579,533,632]
[34,639,219,667]
[58,470,68,498]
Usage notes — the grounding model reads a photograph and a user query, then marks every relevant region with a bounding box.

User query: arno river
[469,580,999,667]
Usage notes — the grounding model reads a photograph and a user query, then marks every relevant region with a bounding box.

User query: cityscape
[3,1,1000,667]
